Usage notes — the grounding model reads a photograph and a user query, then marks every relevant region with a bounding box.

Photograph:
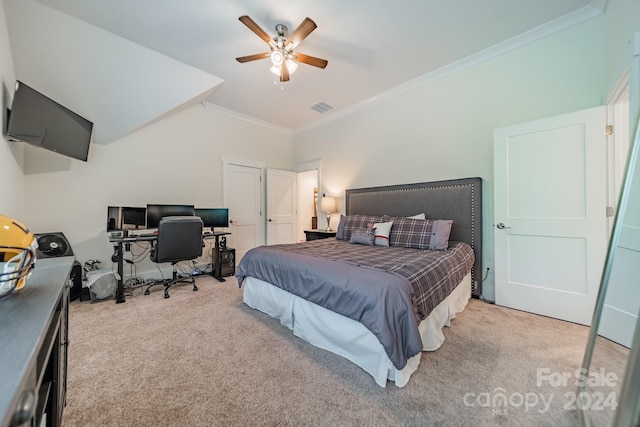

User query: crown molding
[293,4,606,135]
[201,101,292,135]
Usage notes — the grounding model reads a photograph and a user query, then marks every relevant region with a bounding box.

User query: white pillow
[408,213,425,220]
[372,221,393,247]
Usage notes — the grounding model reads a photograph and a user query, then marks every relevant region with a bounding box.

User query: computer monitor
[107,206,121,231]
[195,208,229,231]
[121,207,146,229]
[146,204,195,229]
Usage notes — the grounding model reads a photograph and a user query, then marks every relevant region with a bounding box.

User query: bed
[236,177,482,387]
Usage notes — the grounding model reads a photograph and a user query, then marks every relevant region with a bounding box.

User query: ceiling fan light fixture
[270,50,284,66]
[237,16,327,84]
[285,59,298,74]
[270,64,281,76]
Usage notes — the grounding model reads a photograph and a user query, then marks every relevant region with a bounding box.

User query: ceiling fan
[235,15,328,82]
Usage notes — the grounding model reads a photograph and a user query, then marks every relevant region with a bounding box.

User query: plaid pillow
[336,214,385,241]
[386,217,454,250]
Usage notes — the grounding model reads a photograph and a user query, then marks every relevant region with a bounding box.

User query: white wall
[0,0,24,220]
[23,104,292,275]
[292,17,607,301]
[603,0,640,96]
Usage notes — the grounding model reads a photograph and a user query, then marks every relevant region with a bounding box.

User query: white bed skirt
[242,272,471,388]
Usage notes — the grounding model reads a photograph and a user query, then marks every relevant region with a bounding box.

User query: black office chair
[144,216,203,299]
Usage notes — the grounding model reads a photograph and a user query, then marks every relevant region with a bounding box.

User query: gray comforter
[236,239,474,370]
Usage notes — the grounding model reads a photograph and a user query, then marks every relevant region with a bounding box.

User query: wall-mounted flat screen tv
[6,80,93,162]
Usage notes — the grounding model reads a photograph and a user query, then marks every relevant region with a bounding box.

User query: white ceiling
[4,0,606,143]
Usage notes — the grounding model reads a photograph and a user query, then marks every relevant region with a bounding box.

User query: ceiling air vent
[309,102,333,113]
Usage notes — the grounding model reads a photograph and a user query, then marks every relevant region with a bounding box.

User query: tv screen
[6,80,93,162]
[146,204,194,229]
[121,207,146,229]
[195,208,229,229]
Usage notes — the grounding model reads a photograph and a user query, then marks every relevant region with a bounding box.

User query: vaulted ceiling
[3,0,606,145]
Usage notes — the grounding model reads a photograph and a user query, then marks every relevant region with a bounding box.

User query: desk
[109,231,230,303]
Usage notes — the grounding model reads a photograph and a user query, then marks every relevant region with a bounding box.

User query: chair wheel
[144,289,150,295]
[193,285,198,291]
[164,293,170,299]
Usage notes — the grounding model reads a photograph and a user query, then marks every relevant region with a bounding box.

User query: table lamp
[321,195,336,231]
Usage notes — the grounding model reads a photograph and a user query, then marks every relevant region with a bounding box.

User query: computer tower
[213,247,235,277]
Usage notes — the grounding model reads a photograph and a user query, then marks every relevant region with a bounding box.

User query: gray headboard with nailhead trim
[345,177,483,297]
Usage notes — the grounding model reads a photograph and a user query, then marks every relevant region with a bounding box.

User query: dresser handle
[12,389,35,426]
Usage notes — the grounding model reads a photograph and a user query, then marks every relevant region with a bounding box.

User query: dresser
[304,229,337,241]
[0,257,73,427]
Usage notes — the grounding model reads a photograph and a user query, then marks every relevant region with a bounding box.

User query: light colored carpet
[61,276,626,426]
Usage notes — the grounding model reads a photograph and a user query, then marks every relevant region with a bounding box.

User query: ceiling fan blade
[236,52,270,63]
[284,17,317,49]
[239,15,272,45]
[293,53,328,69]
[280,64,290,82]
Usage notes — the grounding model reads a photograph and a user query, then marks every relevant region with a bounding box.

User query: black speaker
[34,232,74,259]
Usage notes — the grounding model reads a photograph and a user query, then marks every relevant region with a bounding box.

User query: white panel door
[223,163,262,263]
[266,168,297,245]
[494,106,608,325]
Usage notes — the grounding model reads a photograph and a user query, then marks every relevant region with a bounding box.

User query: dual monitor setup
[107,204,229,233]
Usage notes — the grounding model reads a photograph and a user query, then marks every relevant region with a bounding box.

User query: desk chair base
[144,268,198,299]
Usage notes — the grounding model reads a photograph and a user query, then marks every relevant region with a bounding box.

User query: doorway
[297,169,319,242]
[294,160,322,242]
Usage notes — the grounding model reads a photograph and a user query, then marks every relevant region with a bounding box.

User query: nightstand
[304,229,337,241]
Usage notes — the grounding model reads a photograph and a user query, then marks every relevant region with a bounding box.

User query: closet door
[223,163,262,263]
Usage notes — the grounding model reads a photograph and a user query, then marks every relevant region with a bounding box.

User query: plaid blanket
[266,239,475,322]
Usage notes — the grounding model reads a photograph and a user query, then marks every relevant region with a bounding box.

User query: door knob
[496,223,511,229]
[268,219,272,222]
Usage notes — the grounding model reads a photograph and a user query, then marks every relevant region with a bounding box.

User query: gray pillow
[349,227,376,246]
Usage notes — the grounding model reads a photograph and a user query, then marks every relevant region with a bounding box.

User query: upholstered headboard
[345,177,483,297]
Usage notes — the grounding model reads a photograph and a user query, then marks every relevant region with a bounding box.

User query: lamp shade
[321,196,336,213]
